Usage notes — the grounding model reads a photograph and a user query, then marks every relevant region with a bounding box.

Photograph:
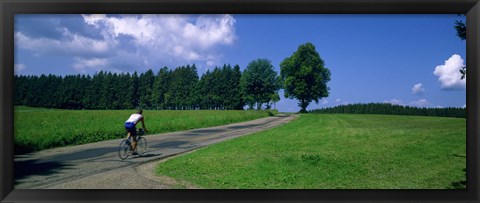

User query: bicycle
[118,128,147,160]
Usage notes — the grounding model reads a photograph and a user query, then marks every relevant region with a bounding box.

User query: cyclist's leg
[131,127,138,152]
[124,128,134,151]
[125,123,135,152]
[132,135,138,152]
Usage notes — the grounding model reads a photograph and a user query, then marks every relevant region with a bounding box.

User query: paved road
[15,114,296,189]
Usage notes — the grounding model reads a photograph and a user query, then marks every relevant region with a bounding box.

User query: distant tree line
[15,63,281,110]
[15,42,334,112]
[310,103,466,118]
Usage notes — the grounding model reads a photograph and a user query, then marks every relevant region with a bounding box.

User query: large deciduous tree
[241,58,280,110]
[280,42,331,113]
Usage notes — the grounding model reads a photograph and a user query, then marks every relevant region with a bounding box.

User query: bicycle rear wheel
[136,137,147,156]
[118,139,131,160]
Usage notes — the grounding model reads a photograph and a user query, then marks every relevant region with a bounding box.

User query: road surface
[15,114,296,189]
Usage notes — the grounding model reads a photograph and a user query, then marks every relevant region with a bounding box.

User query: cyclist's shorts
[125,122,137,136]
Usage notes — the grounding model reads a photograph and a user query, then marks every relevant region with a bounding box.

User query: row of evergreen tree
[310,103,466,118]
[15,64,250,110]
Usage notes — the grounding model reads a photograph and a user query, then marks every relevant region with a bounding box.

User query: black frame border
[1,0,479,202]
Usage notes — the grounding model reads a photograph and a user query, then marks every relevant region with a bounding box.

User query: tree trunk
[257,102,262,110]
[300,99,308,113]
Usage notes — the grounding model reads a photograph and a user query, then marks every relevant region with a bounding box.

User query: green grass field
[155,114,466,189]
[14,106,276,154]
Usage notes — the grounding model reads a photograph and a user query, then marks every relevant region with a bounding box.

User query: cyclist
[124,109,148,155]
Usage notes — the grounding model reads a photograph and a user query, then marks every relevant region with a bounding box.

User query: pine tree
[121,73,134,109]
[138,69,155,109]
[131,71,139,108]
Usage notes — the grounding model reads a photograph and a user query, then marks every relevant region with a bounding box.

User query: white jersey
[125,113,143,124]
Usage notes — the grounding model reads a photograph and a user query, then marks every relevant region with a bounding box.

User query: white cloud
[205,54,220,68]
[334,99,348,105]
[409,99,430,107]
[82,14,107,28]
[384,99,403,105]
[15,31,111,57]
[16,14,237,74]
[321,99,328,105]
[412,83,425,95]
[433,54,466,90]
[14,64,26,74]
[73,57,108,73]
[183,15,236,49]
[81,14,237,70]
[462,104,466,108]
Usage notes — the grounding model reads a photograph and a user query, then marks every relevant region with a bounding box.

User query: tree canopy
[15,64,249,110]
[240,59,280,110]
[280,42,331,113]
[454,20,466,41]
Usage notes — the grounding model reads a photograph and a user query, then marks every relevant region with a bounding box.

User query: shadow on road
[15,146,119,185]
[50,147,118,161]
[14,158,72,185]
[228,124,261,129]
[135,153,162,159]
[190,129,225,134]
[149,141,190,149]
[182,133,202,136]
[275,114,291,117]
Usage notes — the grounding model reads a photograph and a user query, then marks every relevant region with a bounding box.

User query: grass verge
[155,114,466,189]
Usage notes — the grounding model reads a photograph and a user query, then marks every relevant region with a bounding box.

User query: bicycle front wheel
[118,139,131,160]
[136,137,147,156]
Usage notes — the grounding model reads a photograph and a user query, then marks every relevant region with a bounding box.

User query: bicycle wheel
[136,137,147,156]
[118,139,131,160]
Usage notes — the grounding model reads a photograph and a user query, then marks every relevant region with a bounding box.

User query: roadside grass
[14,106,277,154]
[155,114,466,189]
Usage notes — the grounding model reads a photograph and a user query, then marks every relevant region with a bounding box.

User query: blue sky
[14,14,466,112]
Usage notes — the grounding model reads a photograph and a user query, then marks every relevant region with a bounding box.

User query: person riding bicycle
[124,109,148,155]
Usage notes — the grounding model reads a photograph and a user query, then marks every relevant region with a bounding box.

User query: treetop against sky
[14,14,466,112]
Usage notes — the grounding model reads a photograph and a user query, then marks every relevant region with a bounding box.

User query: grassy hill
[155,114,466,189]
